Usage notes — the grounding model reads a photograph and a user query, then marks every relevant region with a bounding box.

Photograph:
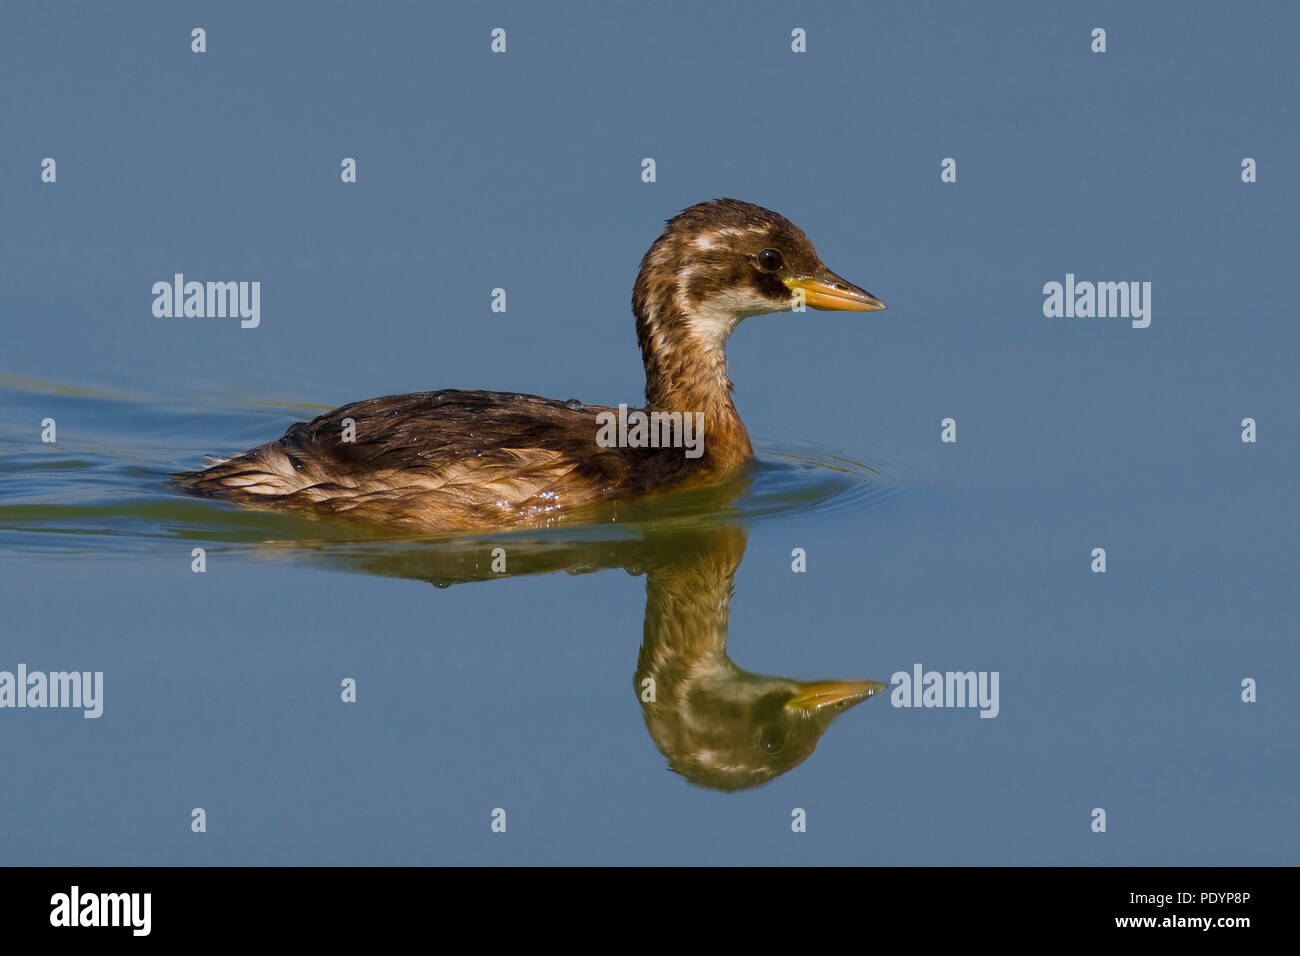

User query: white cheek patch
[684,289,773,350]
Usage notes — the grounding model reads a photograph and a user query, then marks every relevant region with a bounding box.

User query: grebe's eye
[756,248,784,272]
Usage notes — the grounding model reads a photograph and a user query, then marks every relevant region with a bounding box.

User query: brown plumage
[173,198,885,532]
[635,526,887,791]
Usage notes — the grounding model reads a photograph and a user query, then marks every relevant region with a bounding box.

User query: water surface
[2,0,1296,866]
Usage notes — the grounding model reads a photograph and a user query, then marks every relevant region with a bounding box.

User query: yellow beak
[784,273,887,312]
[785,679,889,715]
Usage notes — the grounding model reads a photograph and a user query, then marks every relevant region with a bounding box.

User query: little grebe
[174,199,885,531]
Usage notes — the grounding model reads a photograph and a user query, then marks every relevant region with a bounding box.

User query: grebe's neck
[634,292,754,471]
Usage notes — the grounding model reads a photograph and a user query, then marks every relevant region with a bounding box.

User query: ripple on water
[0,381,902,568]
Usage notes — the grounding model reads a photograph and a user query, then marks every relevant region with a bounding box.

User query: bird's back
[173,389,700,531]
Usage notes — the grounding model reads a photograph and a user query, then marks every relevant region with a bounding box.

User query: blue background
[1,1,1296,864]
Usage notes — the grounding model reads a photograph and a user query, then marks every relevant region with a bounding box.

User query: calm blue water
[1,1,1296,865]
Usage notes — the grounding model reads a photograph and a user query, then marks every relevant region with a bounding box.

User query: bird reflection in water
[279,503,885,791]
[634,525,885,790]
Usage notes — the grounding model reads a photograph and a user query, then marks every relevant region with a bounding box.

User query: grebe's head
[633,198,886,355]
[641,674,889,792]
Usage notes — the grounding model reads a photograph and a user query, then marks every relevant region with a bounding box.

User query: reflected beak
[785,679,889,715]
[784,272,887,312]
